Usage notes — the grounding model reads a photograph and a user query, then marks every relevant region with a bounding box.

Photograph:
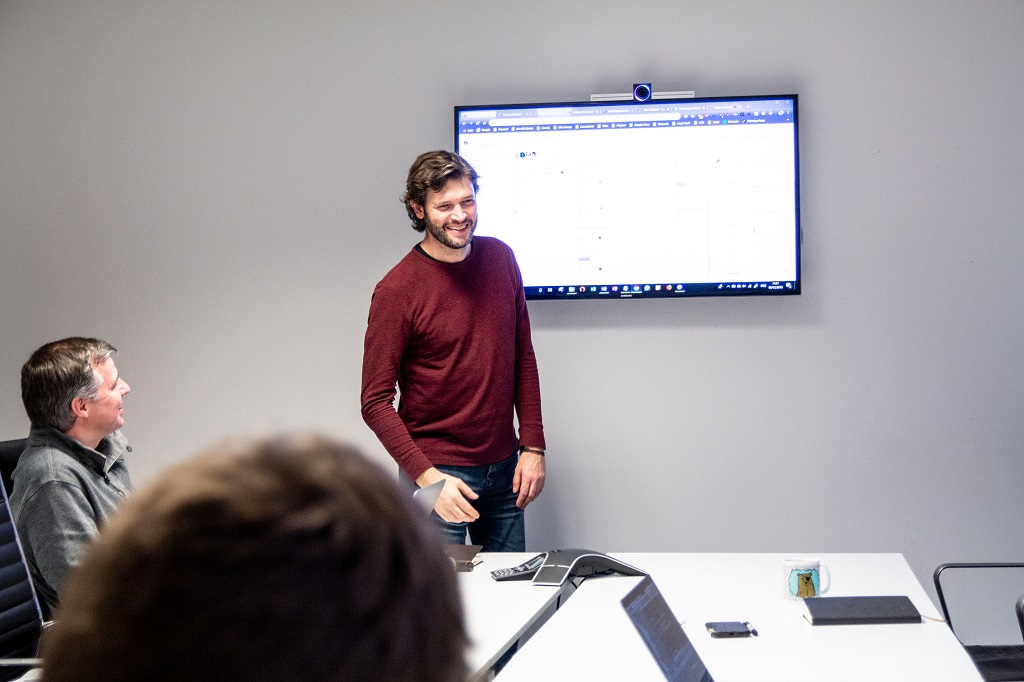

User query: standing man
[12,337,133,618]
[361,150,546,551]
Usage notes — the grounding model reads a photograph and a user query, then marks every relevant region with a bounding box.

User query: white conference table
[458,552,572,681]
[485,553,982,681]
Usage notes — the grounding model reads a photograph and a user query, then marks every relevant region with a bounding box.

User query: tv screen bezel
[454,93,801,301]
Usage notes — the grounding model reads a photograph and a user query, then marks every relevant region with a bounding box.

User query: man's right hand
[416,467,480,523]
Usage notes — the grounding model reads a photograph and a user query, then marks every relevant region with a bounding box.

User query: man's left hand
[513,451,546,509]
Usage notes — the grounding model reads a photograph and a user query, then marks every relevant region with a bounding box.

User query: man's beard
[425,215,475,251]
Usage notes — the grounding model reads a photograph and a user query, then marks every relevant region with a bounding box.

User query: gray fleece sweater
[10,425,133,619]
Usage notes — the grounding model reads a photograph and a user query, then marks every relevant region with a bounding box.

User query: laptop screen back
[412,479,444,514]
[621,575,714,682]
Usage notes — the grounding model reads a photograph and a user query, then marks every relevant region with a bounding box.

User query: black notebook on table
[802,596,922,625]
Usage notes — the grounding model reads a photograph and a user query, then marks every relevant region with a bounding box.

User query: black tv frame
[455,93,801,301]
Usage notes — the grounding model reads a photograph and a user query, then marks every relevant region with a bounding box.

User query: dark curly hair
[401,150,479,232]
[42,433,467,682]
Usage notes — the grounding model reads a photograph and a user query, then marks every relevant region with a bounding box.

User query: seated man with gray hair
[12,337,133,618]
[42,434,467,682]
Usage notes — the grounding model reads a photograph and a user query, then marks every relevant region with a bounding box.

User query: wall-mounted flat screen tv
[455,94,800,300]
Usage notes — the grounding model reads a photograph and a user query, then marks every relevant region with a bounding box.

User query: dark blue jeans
[432,451,525,552]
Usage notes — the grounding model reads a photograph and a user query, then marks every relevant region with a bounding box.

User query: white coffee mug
[782,557,831,600]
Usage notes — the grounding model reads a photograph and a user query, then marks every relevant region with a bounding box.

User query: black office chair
[0,445,44,681]
[934,563,1024,682]
[0,440,26,505]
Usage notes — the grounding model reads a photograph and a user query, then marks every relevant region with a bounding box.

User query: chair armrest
[933,563,1024,639]
[1016,594,1024,641]
[0,659,43,667]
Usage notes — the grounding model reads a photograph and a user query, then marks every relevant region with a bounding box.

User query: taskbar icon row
[535,283,687,296]
[527,281,796,299]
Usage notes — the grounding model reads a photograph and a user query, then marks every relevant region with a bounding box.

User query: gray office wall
[2,1,1022,600]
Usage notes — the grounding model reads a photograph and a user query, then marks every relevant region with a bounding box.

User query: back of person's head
[402,150,480,232]
[41,434,467,682]
[21,336,116,431]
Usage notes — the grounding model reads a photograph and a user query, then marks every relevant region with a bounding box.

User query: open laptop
[621,575,714,682]
[412,479,445,514]
[412,480,481,570]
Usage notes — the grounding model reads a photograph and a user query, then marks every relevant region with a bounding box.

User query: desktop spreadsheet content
[455,95,800,300]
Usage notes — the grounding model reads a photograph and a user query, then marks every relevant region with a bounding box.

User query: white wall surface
[2,1,1022,603]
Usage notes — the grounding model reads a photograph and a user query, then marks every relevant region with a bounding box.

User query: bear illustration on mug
[796,570,818,597]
